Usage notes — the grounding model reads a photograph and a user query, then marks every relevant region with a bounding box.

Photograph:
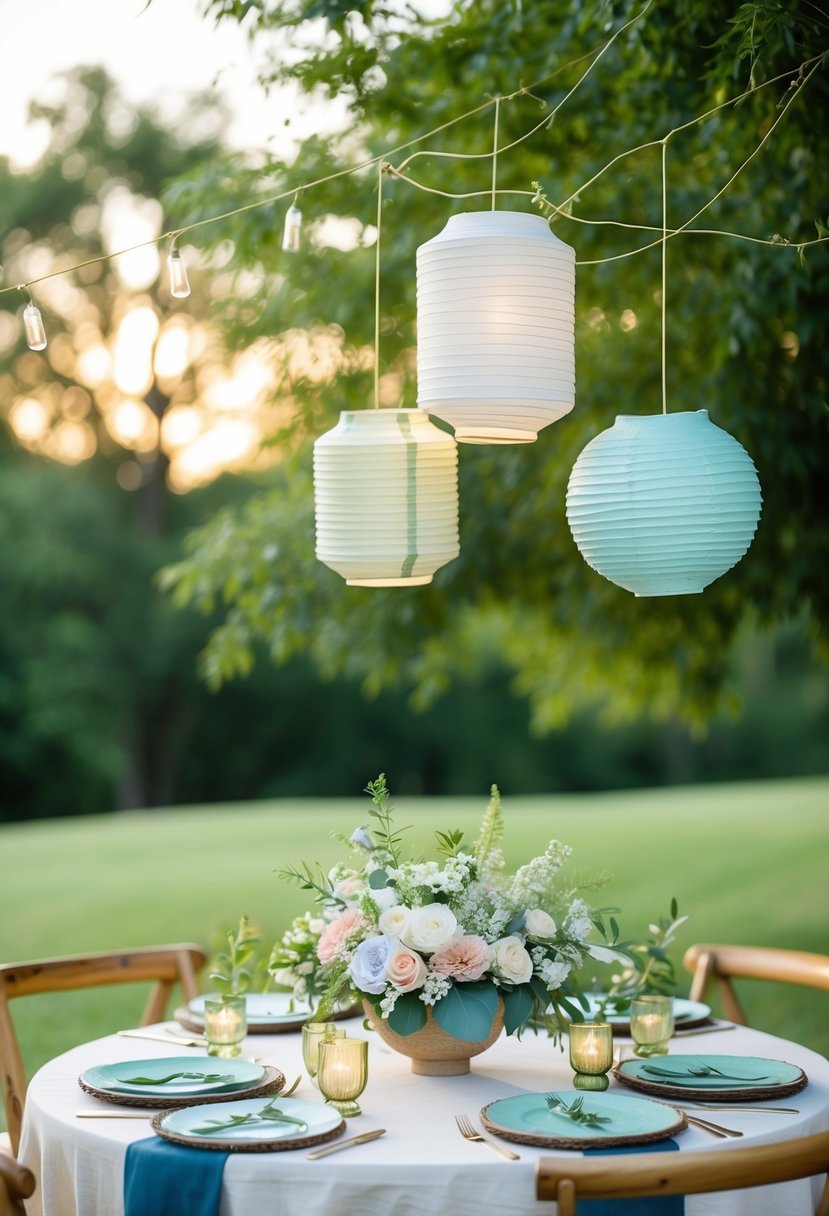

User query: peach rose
[429,935,493,982]
[385,946,428,991]
[317,908,365,964]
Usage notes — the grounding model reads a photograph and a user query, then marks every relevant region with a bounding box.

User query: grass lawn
[1,776,827,1130]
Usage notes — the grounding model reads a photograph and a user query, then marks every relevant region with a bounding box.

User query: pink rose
[385,947,428,991]
[429,935,493,981]
[317,909,366,964]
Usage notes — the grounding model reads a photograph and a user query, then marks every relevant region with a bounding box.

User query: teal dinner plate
[81,1056,265,1097]
[188,993,311,1027]
[616,1055,807,1100]
[581,996,711,1027]
[481,1090,686,1148]
[155,1096,343,1147]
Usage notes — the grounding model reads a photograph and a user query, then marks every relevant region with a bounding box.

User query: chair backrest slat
[684,943,829,1028]
[536,1131,829,1212]
[0,944,206,1156]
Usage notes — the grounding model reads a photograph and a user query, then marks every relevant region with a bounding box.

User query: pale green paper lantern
[313,408,459,587]
[566,410,762,596]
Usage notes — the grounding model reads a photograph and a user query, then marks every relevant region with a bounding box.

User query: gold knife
[118,1029,208,1048]
[307,1128,386,1159]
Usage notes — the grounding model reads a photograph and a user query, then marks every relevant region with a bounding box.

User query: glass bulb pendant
[282,201,302,253]
[167,247,191,298]
[23,302,47,351]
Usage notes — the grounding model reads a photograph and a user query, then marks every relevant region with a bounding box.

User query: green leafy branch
[277,861,341,907]
[435,828,465,858]
[192,1097,308,1136]
[364,774,408,867]
[607,898,689,1001]
[209,915,262,997]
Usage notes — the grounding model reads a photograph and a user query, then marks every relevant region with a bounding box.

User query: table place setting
[78,1055,288,1109]
[614,1054,809,1102]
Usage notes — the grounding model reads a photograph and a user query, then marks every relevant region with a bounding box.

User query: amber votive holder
[569,1021,614,1090]
[630,995,674,1057]
[317,1037,368,1117]
[203,994,247,1057]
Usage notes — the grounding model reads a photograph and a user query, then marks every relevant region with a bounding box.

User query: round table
[18,1017,829,1216]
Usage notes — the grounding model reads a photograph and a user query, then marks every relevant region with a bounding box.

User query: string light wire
[1,9,823,305]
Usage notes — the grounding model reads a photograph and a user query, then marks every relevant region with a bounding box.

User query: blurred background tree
[0,6,826,823]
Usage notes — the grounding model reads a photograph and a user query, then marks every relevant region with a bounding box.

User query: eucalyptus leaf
[386,992,427,1036]
[432,981,499,1043]
[368,868,389,889]
[501,982,534,1036]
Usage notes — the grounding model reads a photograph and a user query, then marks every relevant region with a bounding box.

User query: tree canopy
[155,1,828,729]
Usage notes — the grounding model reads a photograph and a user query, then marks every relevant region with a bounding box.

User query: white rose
[333,876,365,903]
[491,936,534,984]
[525,908,557,938]
[402,903,458,954]
[379,904,411,939]
[347,935,398,994]
[371,886,400,914]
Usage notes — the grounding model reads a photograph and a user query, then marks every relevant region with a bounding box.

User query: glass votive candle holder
[317,1037,368,1118]
[630,994,675,1057]
[301,1022,345,1083]
[568,1021,614,1091]
[203,994,247,1057]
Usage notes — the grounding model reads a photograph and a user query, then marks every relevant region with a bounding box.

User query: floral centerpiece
[272,776,681,1072]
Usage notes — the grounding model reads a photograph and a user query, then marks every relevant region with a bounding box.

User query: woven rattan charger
[613,1062,808,1104]
[78,1065,286,1109]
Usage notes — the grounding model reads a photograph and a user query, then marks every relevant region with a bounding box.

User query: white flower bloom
[334,875,366,904]
[491,936,533,984]
[402,903,458,954]
[379,904,411,939]
[347,934,399,994]
[350,826,375,850]
[565,898,593,944]
[270,968,296,988]
[525,908,557,938]
[539,957,571,989]
[370,886,400,914]
[309,918,326,935]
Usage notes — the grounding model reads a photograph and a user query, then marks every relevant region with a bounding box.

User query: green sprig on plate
[642,1063,768,1082]
[191,1098,309,1136]
[122,1071,229,1086]
[546,1094,612,1127]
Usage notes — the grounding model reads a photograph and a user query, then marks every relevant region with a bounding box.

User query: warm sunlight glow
[161,405,203,450]
[106,398,159,450]
[49,419,97,463]
[101,187,162,291]
[9,396,49,442]
[168,418,261,490]
[113,307,159,396]
[75,342,112,387]
[204,351,273,411]
[154,319,192,381]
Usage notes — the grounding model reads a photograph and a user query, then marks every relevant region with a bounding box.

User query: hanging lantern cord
[373,162,390,410]
[661,137,669,416]
[491,95,501,211]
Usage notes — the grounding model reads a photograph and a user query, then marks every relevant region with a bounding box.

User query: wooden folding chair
[0,943,206,1155]
[684,943,829,1025]
[0,1151,34,1216]
[536,1130,829,1215]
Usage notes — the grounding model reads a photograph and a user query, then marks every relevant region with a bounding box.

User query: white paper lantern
[416,210,575,444]
[566,410,762,596]
[313,408,459,587]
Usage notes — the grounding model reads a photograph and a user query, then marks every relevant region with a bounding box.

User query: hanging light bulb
[21,290,47,351]
[282,194,302,253]
[167,242,191,298]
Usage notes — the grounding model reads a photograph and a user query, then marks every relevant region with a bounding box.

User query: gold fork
[455,1114,520,1160]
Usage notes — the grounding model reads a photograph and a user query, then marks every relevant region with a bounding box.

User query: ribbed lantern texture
[313,409,459,587]
[416,211,575,444]
[566,410,762,596]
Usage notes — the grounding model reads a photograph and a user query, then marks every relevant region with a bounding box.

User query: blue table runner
[124,1137,229,1216]
[580,1139,684,1215]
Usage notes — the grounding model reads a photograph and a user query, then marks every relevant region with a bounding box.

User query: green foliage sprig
[364,773,408,867]
[473,785,505,876]
[606,898,689,1002]
[546,1094,612,1126]
[209,915,262,997]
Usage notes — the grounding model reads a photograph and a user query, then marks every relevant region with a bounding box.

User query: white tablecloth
[18,1018,829,1216]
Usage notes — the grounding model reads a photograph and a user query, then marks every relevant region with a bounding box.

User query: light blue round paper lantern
[566,410,762,597]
